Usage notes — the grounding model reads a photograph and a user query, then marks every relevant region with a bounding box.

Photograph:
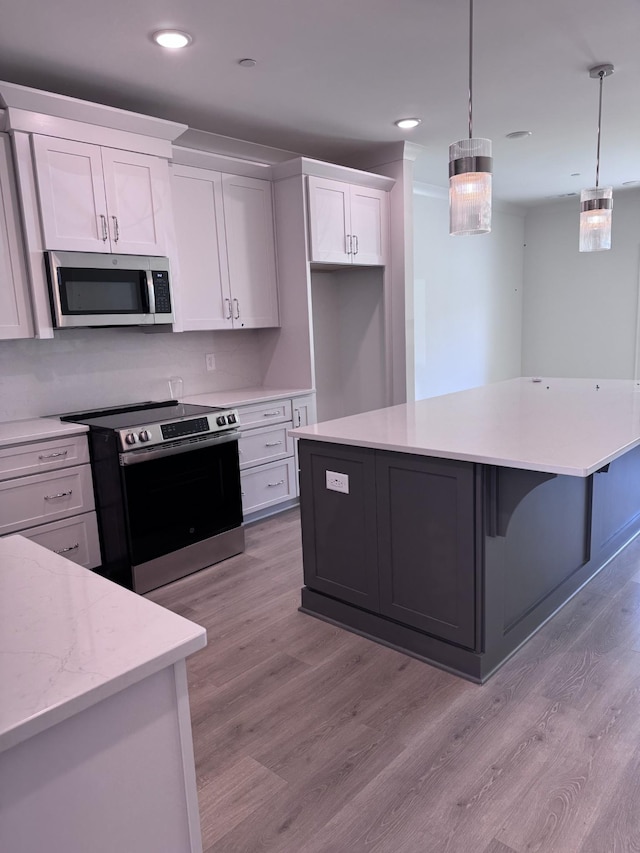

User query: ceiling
[0,0,638,205]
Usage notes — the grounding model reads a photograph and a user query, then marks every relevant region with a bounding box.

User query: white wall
[522,190,640,379]
[311,268,386,422]
[413,184,525,400]
[0,328,268,421]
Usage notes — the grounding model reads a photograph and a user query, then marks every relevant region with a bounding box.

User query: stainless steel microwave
[44,251,174,329]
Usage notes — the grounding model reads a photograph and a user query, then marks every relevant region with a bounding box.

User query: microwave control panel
[152,271,172,314]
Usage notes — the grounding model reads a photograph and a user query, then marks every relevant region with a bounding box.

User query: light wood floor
[148,508,640,852]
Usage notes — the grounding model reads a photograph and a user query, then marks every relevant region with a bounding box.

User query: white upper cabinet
[0,134,33,339]
[32,136,170,255]
[171,165,230,330]
[171,165,279,331]
[307,176,388,266]
[221,174,279,329]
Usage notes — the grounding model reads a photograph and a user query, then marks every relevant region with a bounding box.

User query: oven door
[120,434,242,568]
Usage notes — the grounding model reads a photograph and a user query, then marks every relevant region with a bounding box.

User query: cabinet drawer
[237,400,292,429]
[0,434,89,482]
[238,424,294,470]
[0,464,95,535]
[241,458,296,515]
[18,511,101,569]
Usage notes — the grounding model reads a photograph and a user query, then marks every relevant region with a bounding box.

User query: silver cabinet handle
[265,441,283,447]
[224,298,232,319]
[353,234,359,255]
[55,543,79,554]
[263,411,281,417]
[241,490,245,496]
[267,480,285,487]
[346,234,352,254]
[111,215,120,243]
[44,490,73,501]
[39,450,68,460]
[294,409,301,427]
[98,214,108,241]
[233,298,240,319]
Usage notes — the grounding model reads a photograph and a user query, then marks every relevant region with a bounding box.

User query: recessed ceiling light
[395,118,422,129]
[152,30,193,49]
[505,130,532,140]
[238,58,257,68]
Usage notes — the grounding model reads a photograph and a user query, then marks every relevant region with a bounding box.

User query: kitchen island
[0,535,206,853]
[291,378,640,682]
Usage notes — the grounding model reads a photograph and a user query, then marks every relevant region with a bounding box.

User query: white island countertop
[0,535,206,753]
[290,378,640,477]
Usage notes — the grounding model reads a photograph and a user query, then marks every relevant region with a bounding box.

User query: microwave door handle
[145,270,156,313]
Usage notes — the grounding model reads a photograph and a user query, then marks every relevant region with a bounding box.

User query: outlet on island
[205,353,216,371]
[326,470,349,494]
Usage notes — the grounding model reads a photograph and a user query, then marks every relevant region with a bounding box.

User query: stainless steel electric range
[60,400,244,593]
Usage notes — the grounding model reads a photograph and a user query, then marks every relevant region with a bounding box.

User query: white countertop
[290,377,640,477]
[184,386,314,408]
[0,535,206,753]
[0,417,88,449]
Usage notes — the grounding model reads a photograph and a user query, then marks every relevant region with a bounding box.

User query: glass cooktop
[59,400,224,430]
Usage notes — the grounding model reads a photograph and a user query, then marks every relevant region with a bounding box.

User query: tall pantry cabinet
[265,158,394,424]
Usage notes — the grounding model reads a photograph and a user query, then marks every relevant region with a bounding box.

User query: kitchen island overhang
[291,378,640,682]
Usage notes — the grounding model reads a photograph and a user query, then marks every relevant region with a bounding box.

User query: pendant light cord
[595,69,604,188]
[468,0,473,139]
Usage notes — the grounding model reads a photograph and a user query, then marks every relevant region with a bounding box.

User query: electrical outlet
[205,353,216,371]
[326,470,349,494]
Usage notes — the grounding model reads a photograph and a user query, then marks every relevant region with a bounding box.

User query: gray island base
[293,379,640,682]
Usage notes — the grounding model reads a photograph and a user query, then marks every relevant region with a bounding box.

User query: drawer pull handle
[267,480,285,487]
[39,451,68,460]
[263,411,281,417]
[265,441,283,447]
[44,490,73,501]
[55,543,79,554]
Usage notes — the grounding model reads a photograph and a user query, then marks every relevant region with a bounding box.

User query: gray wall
[412,184,525,400]
[522,189,640,379]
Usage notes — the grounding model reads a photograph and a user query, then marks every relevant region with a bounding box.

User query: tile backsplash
[0,327,268,420]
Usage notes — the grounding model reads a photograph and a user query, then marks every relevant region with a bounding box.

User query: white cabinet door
[292,393,317,429]
[0,134,33,339]
[307,176,388,266]
[32,136,109,252]
[101,148,170,255]
[171,165,231,330]
[350,185,387,266]
[221,174,279,329]
[307,176,351,263]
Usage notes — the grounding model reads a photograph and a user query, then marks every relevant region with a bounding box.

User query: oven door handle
[119,430,240,466]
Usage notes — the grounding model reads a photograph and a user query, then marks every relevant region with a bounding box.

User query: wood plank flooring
[148,508,640,852]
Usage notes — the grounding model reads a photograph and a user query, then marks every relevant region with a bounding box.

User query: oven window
[58,268,149,314]
[121,440,242,566]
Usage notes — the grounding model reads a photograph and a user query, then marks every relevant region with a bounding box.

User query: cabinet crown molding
[271,157,395,191]
[0,80,187,143]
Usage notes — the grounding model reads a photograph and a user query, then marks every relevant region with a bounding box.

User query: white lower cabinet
[0,433,101,569]
[21,512,101,569]
[235,394,315,520]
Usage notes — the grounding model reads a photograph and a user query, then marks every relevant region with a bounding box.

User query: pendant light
[449,0,492,236]
[579,64,614,252]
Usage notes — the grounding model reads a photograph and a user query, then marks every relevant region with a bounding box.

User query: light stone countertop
[290,377,640,477]
[0,535,206,753]
[184,386,314,408]
[0,417,88,449]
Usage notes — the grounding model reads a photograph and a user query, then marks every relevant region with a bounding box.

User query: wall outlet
[326,470,349,494]
[205,353,216,371]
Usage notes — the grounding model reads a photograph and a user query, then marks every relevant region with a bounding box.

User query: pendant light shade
[449,138,492,235]
[449,0,492,236]
[579,187,613,252]
[579,64,614,253]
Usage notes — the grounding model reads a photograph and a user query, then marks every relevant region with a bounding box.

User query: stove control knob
[227,413,237,424]
[139,430,151,442]
[124,432,137,445]
[216,415,227,427]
